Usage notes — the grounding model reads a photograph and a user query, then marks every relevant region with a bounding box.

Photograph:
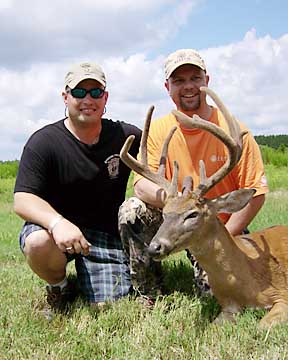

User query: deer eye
[184,211,199,220]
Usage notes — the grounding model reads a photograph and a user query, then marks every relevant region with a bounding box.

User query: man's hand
[134,178,167,208]
[51,218,91,256]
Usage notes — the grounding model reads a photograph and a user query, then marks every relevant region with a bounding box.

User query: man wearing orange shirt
[119,49,268,301]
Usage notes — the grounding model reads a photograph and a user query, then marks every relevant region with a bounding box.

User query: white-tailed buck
[120,87,288,329]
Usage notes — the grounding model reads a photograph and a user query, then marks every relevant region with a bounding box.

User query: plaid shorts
[19,222,132,303]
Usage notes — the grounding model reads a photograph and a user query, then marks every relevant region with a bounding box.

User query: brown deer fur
[148,189,288,329]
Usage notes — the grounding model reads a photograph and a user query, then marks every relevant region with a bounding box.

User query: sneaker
[46,281,77,312]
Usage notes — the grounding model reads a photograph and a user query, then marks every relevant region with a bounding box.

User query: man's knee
[119,197,147,226]
[23,230,53,257]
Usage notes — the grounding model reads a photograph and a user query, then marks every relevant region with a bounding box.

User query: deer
[120,86,288,329]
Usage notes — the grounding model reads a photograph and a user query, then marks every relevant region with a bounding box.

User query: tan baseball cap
[64,62,106,89]
[164,49,206,79]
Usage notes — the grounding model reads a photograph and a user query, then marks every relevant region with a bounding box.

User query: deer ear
[212,189,256,213]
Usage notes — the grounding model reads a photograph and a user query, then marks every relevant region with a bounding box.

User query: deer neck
[190,218,242,275]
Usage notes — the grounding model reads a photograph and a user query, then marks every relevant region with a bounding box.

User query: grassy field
[1,164,288,359]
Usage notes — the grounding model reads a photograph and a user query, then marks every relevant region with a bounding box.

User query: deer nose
[147,242,161,256]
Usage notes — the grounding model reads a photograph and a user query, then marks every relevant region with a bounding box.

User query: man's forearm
[134,178,167,208]
[14,192,62,231]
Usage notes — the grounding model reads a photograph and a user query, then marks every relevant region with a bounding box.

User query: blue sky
[152,0,288,54]
[0,0,287,160]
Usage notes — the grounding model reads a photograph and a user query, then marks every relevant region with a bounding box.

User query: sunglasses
[67,87,105,99]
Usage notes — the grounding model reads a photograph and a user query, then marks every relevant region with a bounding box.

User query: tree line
[255,135,288,149]
[0,135,287,178]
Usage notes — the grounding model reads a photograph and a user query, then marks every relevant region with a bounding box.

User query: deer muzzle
[147,235,174,260]
[147,241,162,258]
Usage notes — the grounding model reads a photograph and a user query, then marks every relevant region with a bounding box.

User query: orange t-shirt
[134,107,269,223]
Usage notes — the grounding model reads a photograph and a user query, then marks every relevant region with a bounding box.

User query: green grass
[0,160,19,179]
[264,164,288,191]
[260,145,288,167]
[1,169,288,360]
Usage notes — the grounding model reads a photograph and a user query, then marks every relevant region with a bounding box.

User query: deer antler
[172,86,247,197]
[120,106,179,197]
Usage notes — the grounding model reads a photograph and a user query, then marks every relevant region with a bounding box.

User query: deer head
[120,86,252,260]
[148,187,255,260]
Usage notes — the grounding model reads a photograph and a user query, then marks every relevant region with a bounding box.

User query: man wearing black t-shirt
[14,62,141,313]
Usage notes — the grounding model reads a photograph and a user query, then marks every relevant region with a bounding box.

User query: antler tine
[120,106,177,197]
[201,87,247,156]
[170,160,179,197]
[172,87,247,197]
[199,160,206,184]
[158,126,177,177]
[140,105,154,165]
[158,126,179,198]
[182,175,193,195]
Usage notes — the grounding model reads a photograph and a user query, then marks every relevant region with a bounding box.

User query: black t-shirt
[14,118,141,237]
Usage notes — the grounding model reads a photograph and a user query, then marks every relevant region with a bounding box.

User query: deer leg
[213,304,241,325]
[214,312,236,324]
[259,302,288,329]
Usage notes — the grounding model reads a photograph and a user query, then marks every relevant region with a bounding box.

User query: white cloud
[105,29,288,136]
[202,29,288,134]
[0,0,201,68]
[0,1,287,160]
[0,0,13,10]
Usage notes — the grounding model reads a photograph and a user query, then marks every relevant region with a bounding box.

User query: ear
[62,91,68,106]
[165,80,169,93]
[104,90,109,105]
[211,189,256,214]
